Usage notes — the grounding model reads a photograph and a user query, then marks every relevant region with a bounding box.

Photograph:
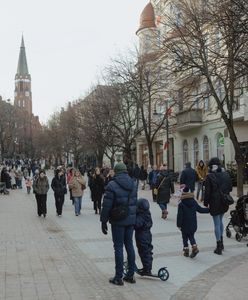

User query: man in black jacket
[100,163,137,286]
[180,162,197,192]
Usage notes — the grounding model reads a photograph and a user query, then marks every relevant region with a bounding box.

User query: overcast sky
[0,0,148,123]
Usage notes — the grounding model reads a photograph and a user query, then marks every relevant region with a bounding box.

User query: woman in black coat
[156,167,174,219]
[51,169,67,216]
[89,167,105,214]
[204,157,232,255]
[1,167,11,189]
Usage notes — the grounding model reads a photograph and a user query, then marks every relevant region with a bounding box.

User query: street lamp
[153,99,171,168]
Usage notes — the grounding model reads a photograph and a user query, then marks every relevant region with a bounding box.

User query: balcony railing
[176,109,202,131]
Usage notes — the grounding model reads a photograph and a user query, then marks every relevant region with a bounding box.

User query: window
[203,136,209,163]
[193,138,199,167]
[183,140,189,166]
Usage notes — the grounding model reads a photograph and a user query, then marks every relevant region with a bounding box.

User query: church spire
[16,35,29,75]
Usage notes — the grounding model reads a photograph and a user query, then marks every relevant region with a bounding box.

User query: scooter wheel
[226,229,231,238]
[235,233,242,242]
[158,267,169,281]
[123,261,128,276]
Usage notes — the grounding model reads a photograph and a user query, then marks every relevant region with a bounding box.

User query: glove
[101,222,108,235]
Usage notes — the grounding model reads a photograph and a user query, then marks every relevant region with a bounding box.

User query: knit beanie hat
[114,163,127,174]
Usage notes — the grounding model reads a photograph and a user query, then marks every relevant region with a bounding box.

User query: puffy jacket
[51,175,67,196]
[177,193,209,233]
[156,171,175,204]
[204,169,232,216]
[68,176,86,197]
[135,198,153,232]
[100,172,137,226]
[180,164,197,192]
[33,176,49,195]
[195,161,208,181]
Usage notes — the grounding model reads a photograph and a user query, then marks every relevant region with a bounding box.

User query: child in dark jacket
[177,186,209,258]
[135,198,153,275]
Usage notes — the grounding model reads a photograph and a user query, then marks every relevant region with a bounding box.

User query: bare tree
[160,0,248,196]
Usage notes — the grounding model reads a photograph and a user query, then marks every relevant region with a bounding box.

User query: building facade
[135,1,248,173]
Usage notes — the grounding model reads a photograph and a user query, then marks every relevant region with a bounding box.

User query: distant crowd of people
[0,157,235,285]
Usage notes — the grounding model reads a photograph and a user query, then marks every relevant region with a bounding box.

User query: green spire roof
[17,35,29,75]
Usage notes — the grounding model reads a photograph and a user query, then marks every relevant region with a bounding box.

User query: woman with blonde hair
[68,169,86,216]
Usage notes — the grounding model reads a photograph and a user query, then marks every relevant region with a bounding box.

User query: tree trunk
[96,151,104,167]
[110,155,115,168]
[147,141,154,166]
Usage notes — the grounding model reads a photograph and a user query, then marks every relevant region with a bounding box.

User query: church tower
[14,35,32,115]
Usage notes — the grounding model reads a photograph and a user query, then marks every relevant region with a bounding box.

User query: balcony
[176,109,203,131]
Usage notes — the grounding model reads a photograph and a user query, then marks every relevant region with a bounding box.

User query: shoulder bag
[153,176,166,196]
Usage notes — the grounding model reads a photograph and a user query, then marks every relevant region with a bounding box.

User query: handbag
[110,189,131,222]
[223,194,234,205]
[153,177,166,196]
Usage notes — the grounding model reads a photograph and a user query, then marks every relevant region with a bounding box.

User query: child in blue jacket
[177,186,209,258]
[135,198,153,275]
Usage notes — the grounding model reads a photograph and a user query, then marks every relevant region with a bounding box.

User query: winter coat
[68,176,86,198]
[33,176,49,195]
[1,169,11,189]
[156,171,175,204]
[89,175,105,202]
[148,170,159,187]
[180,165,197,192]
[100,172,137,226]
[135,198,153,244]
[139,168,148,181]
[177,193,209,234]
[195,161,208,181]
[51,175,67,196]
[133,166,141,179]
[204,169,232,216]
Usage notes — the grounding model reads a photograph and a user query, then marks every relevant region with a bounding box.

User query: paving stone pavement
[0,175,247,300]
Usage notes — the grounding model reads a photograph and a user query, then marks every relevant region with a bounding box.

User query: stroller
[226,195,248,242]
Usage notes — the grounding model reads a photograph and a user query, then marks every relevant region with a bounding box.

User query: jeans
[36,194,47,216]
[158,203,167,211]
[212,214,224,241]
[196,181,203,200]
[74,196,82,215]
[111,225,135,279]
[55,195,65,215]
[182,232,196,248]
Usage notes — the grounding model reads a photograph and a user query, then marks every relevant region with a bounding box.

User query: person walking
[25,177,32,194]
[156,165,175,219]
[33,170,49,218]
[180,162,197,193]
[148,165,159,202]
[89,167,105,214]
[51,169,67,217]
[177,186,209,258]
[68,170,86,216]
[204,157,232,255]
[133,163,141,188]
[100,162,137,286]
[139,165,148,190]
[195,160,208,201]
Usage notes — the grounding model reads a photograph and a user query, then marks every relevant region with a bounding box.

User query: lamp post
[153,99,170,169]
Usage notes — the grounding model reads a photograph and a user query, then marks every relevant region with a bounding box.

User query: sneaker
[109,277,124,286]
[190,245,199,258]
[138,269,152,276]
[183,247,189,257]
[75,214,78,216]
[123,276,136,284]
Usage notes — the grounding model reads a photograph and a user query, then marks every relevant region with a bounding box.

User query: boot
[137,268,152,276]
[190,245,199,258]
[214,241,222,255]
[220,236,224,251]
[109,277,124,286]
[162,210,168,219]
[123,275,136,284]
[183,247,189,257]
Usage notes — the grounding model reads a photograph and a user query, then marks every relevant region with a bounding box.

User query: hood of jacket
[114,172,134,191]
[137,198,150,211]
[180,193,195,207]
